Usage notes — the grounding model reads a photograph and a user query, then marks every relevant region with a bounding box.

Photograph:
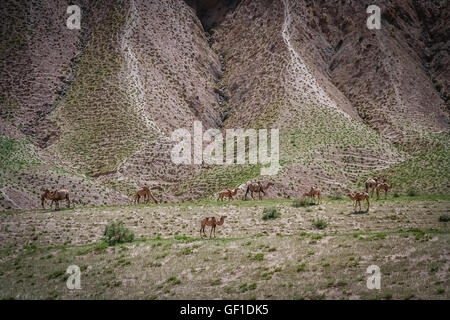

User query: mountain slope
[0,0,448,209]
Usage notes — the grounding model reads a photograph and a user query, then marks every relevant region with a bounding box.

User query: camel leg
[366,198,370,211]
[149,193,158,204]
[66,195,70,208]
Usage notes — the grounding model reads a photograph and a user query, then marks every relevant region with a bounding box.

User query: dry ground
[0,195,449,300]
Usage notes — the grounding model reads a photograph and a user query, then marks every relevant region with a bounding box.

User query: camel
[217,188,238,201]
[41,189,70,210]
[302,186,321,204]
[347,192,370,212]
[365,178,379,196]
[200,216,227,238]
[376,182,393,199]
[244,182,273,200]
[133,186,158,204]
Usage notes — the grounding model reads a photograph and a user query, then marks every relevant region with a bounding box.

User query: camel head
[264,182,274,190]
[41,189,51,198]
[216,215,227,226]
[41,189,51,208]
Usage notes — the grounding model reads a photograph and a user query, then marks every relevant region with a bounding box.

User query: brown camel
[217,188,238,201]
[302,186,321,204]
[376,182,393,199]
[133,186,158,204]
[199,216,226,238]
[347,192,370,212]
[365,178,379,196]
[41,189,70,210]
[245,182,273,200]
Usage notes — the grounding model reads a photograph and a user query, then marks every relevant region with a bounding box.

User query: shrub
[262,207,281,220]
[252,253,264,261]
[103,220,135,246]
[439,214,450,222]
[312,218,328,230]
[296,263,306,272]
[407,189,418,197]
[393,193,400,198]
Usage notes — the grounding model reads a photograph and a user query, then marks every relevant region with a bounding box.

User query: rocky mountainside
[0,0,448,210]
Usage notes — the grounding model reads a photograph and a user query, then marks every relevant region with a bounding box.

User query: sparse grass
[262,207,281,220]
[292,199,315,207]
[0,198,449,300]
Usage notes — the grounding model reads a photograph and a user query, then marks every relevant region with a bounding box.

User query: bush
[312,218,328,230]
[439,214,450,222]
[262,207,281,220]
[292,198,314,208]
[103,220,135,246]
[296,263,306,272]
[393,193,400,198]
[407,189,418,197]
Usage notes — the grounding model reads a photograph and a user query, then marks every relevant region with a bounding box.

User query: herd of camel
[40,177,393,238]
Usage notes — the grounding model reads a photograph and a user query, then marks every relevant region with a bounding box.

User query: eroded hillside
[0,0,448,209]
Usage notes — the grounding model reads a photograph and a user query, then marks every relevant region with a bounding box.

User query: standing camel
[376,183,393,199]
[200,216,226,238]
[41,189,70,210]
[365,178,379,197]
[302,186,321,204]
[244,182,273,200]
[217,188,238,201]
[133,186,158,204]
[347,192,370,212]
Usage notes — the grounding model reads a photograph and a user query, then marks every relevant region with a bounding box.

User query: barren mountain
[0,0,448,210]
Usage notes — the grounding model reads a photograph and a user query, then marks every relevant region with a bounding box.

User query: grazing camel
[41,189,70,210]
[347,192,370,212]
[217,188,238,201]
[200,216,226,238]
[302,186,321,204]
[365,178,379,196]
[133,186,158,204]
[376,183,393,199]
[245,182,274,200]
